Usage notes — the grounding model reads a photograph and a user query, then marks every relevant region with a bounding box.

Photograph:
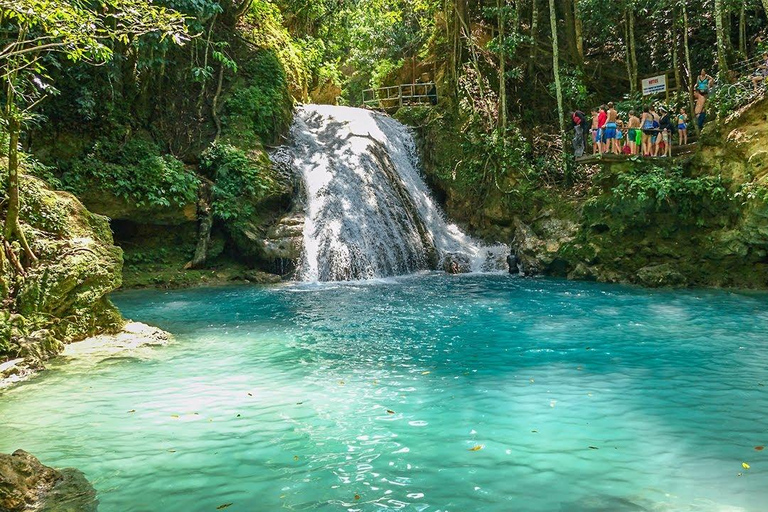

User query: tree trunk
[188,181,213,270]
[714,0,729,76]
[672,6,681,97]
[498,0,507,132]
[574,0,584,63]
[628,7,638,93]
[549,0,568,181]
[529,0,539,77]
[683,2,697,134]
[4,115,37,264]
[561,0,579,64]
[739,3,747,57]
[624,9,634,93]
[762,0,768,20]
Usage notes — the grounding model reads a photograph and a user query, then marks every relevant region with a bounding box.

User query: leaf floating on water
[387,409,395,414]
[742,462,750,469]
[216,504,233,510]
[588,446,599,450]
[293,455,299,461]
[469,445,483,451]
[354,494,361,500]
[236,414,241,418]
[338,380,345,385]
[421,371,431,375]
[170,414,179,418]
[531,430,538,433]
[128,410,135,413]
[247,393,252,396]
[755,446,765,451]
[529,379,534,383]
[296,402,304,405]
[167,449,176,453]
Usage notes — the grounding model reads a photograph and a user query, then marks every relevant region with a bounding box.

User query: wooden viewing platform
[576,142,698,165]
[362,82,438,109]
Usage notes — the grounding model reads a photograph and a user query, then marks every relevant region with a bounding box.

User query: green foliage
[735,181,768,205]
[222,51,294,144]
[200,142,278,223]
[62,138,199,208]
[590,164,732,226]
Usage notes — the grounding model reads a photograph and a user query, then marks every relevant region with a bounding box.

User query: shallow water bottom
[1,274,767,511]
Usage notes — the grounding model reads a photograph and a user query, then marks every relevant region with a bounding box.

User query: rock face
[76,189,197,226]
[1,175,124,361]
[0,450,97,512]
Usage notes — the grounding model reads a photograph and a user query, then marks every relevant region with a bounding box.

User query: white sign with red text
[642,74,667,96]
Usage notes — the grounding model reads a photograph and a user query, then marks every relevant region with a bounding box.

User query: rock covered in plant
[1,174,124,361]
[0,450,97,512]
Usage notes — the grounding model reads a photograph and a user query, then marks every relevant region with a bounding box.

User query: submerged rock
[0,450,97,512]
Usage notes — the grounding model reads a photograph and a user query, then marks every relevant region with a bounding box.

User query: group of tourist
[571,68,721,158]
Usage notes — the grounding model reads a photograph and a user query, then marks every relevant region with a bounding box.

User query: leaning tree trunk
[549,0,568,183]
[4,115,37,265]
[714,0,729,77]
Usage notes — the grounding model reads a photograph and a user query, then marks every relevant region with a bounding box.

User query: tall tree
[574,0,584,63]
[529,0,539,77]
[714,0,729,75]
[681,0,697,133]
[739,3,747,57]
[548,0,565,160]
[498,0,507,132]
[625,4,638,93]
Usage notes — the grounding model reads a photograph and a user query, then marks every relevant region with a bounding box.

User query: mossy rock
[2,174,124,359]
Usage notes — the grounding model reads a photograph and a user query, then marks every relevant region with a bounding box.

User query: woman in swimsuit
[697,69,713,96]
[678,107,688,145]
[640,106,653,157]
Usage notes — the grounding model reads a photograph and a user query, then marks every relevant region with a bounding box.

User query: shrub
[62,137,199,208]
[200,142,278,223]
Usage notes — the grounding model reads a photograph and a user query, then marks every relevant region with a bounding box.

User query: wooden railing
[362,82,438,109]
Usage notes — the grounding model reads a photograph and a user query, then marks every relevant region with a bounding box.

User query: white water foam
[275,105,507,282]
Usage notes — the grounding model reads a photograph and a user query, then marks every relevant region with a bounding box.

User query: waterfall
[274,105,507,282]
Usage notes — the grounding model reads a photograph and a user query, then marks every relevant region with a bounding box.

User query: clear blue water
[1,274,768,511]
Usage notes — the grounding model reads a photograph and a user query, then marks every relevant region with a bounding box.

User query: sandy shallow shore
[0,322,171,391]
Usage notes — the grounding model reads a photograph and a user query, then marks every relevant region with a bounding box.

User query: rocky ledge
[0,450,97,512]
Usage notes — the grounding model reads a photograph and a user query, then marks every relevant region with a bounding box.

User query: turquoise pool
[1,274,767,511]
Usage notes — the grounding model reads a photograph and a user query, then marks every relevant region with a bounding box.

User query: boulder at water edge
[0,450,97,512]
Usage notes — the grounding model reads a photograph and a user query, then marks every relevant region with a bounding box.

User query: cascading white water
[275,104,508,282]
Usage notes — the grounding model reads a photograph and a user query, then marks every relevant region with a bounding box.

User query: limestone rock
[0,450,97,512]
[3,175,124,361]
[636,263,687,288]
[77,188,196,226]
